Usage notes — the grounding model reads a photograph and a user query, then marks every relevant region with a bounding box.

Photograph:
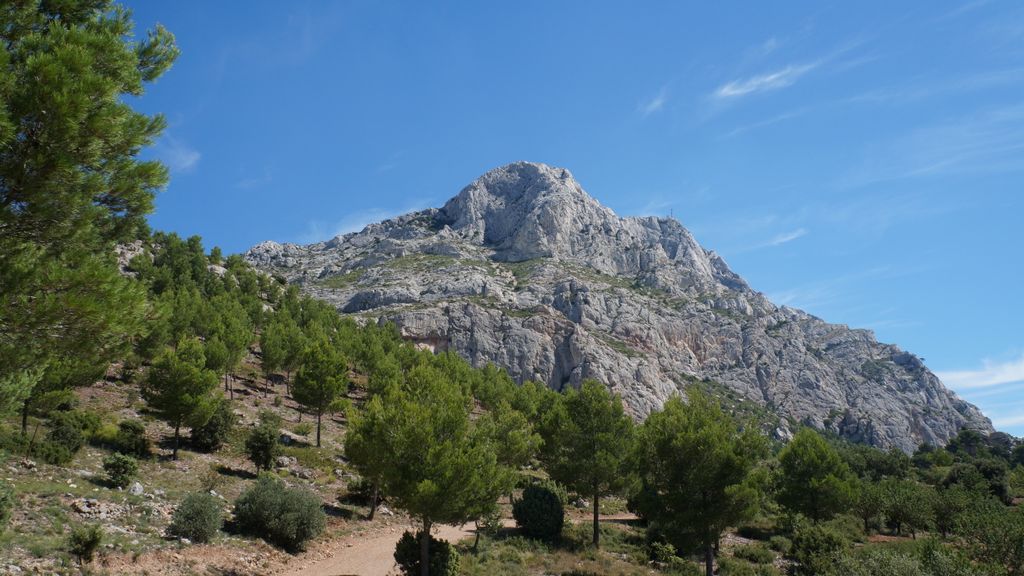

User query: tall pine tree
[0,1,178,421]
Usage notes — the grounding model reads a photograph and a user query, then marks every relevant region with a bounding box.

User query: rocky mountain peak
[439,161,618,262]
[246,163,992,452]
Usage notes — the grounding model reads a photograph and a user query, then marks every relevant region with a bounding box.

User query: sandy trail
[280,512,638,576]
[279,522,477,576]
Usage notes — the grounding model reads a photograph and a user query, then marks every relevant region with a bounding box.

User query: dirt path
[279,522,477,576]
[280,512,639,576]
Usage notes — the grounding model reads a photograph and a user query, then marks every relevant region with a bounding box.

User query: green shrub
[537,478,569,506]
[651,540,678,563]
[169,492,223,543]
[233,475,325,551]
[32,439,73,465]
[47,409,101,455]
[823,513,866,543]
[0,480,13,532]
[650,540,697,574]
[245,418,280,472]
[191,401,235,452]
[115,420,151,457]
[102,453,138,489]
[68,524,103,565]
[733,543,775,564]
[918,538,976,576]
[718,557,757,576]
[292,422,313,437]
[790,522,850,576]
[0,429,71,464]
[768,535,792,554]
[512,483,565,541]
[52,409,101,437]
[91,422,119,447]
[827,549,925,576]
[394,530,460,576]
[342,475,378,505]
[47,419,84,454]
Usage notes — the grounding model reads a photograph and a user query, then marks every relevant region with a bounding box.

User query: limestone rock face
[246,161,991,452]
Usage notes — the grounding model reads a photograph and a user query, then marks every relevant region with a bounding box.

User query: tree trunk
[705,543,714,576]
[21,399,29,435]
[592,489,600,548]
[367,481,379,520]
[173,423,180,459]
[473,520,481,551]
[229,374,234,400]
[316,411,322,447]
[420,517,432,576]
[286,370,291,396]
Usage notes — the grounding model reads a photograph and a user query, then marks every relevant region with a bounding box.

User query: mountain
[245,161,991,451]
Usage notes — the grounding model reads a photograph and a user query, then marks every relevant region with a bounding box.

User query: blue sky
[127,1,1024,435]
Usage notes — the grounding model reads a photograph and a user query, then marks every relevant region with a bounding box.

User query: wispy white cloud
[154,135,200,173]
[721,109,808,138]
[638,87,669,117]
[936,354,1024,390]
[993,412,1024,428]
[767,228,807,246]
[236,166,272,189]
[843,104,1024,186]
[712,63,818,100]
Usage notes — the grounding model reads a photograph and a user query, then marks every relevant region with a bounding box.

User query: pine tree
[292,337,348,447]
[539,379,634,548]
[370,365,513,576]
[0,2,177,420]
[777,428,858,522]
[635,392,767,576]
[346,395,393,520]
[258,317,286,393]
[142,337,220,459]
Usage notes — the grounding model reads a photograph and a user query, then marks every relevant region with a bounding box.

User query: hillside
[246,161,990,452]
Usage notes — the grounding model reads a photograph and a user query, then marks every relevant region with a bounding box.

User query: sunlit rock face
[247,161,991,452]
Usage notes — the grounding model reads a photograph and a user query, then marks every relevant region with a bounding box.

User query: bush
[91,422,119,447]
[0,429,71,465]
[245,419,281,472]
[342,475,378,505]
[51,409,101,437]
[68,524,103,565]
[0,480,13,532]
[733,544,775,564]
[823,514,866,543]
[169,492,223,543]
[394,530,460,576]
[768,535,792,554]
[512,482,565,541]
[717,557,757,576]
[233,475,325,551]
[103,453,138,489]
[115,420,151,457]
[46,413,86,454]
[191,401,235,452]
[827,549,925,576]
[650,540,697,573]
[790,522,850,576]
[292,422,313,437]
